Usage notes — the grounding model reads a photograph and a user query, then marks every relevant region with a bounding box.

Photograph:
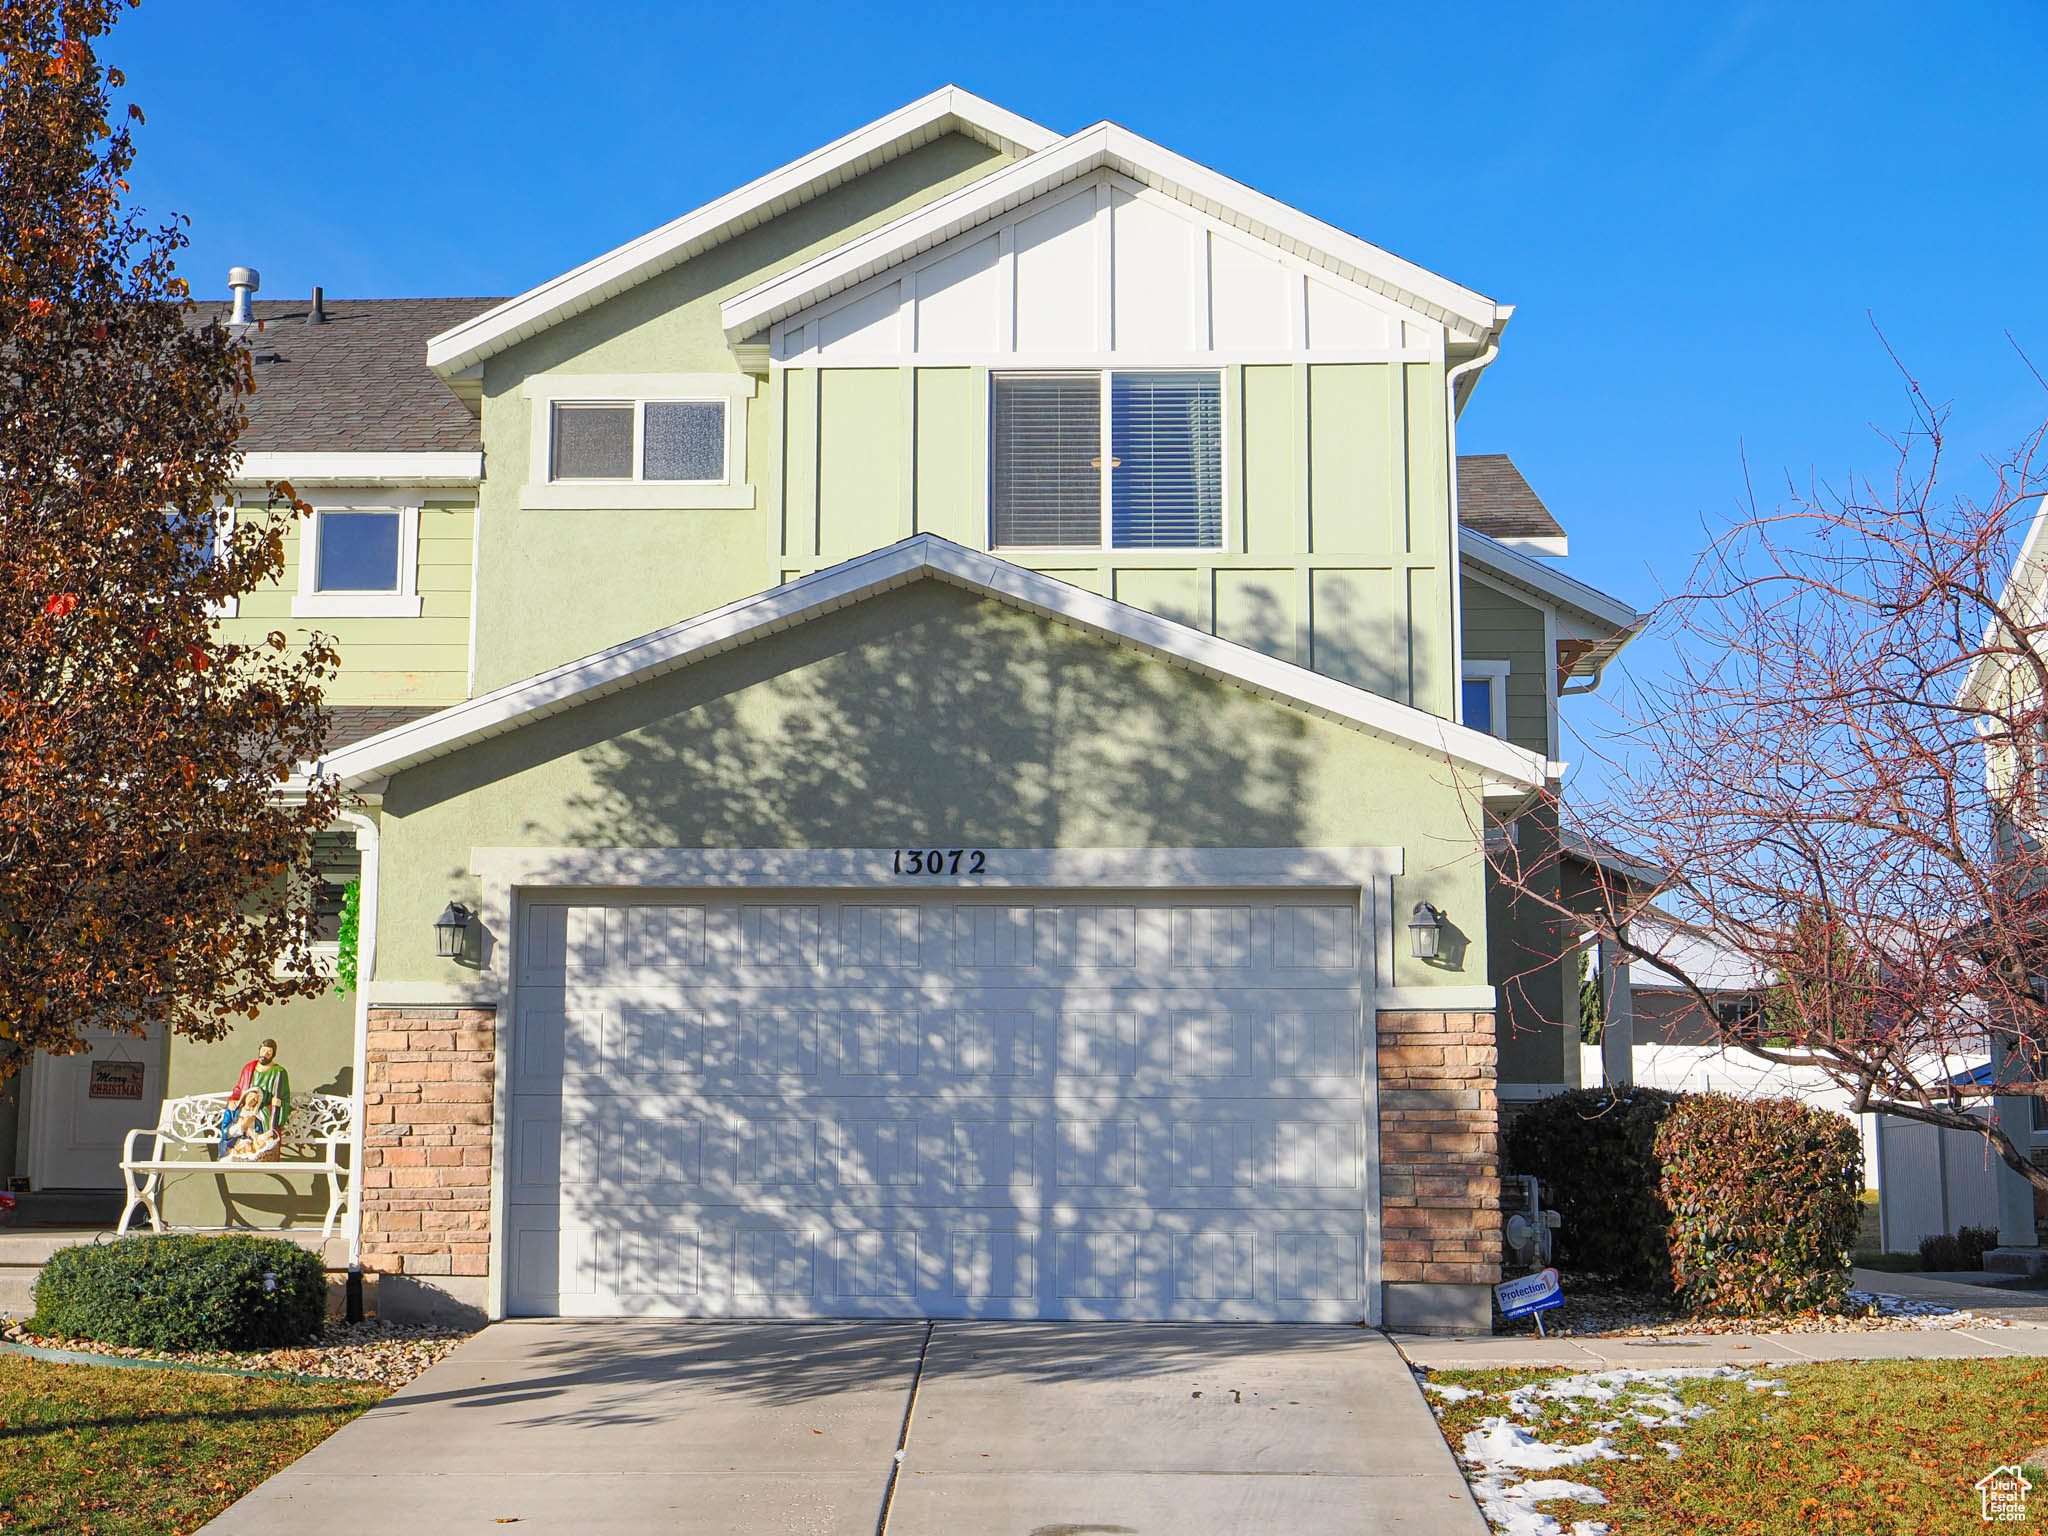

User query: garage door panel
[507,889,1374,1320]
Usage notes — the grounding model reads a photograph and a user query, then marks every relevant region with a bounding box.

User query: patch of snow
[1426,1381,1483,1403]
[1508,1479,1608,1504]
[1458,1366,1770,1535]
[1464,1419,1621,1471]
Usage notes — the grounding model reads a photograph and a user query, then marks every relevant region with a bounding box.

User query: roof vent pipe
[308,286,327,324]
[227,265,260,326]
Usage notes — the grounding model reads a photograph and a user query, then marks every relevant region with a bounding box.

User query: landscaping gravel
[0,1316,473,1388]
[1490,1282,2009,1339]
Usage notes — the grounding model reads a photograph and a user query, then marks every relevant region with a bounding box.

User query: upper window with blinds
[991,371,1223,550]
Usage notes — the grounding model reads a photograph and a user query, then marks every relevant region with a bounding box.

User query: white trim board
[1459,528,1638,632]
[318,535,1552,794]
[426,87,1060,378]
[234,452,482,488]
[724,121,1505,349]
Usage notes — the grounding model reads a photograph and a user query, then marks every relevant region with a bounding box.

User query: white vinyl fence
[1874,1114,2003,1255]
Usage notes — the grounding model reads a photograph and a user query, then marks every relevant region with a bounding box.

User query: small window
[315,511,401,593]
[1110,372,1223,549]
[990,370,1223,550]
[551,402,634,480]
[1462,678,1495,735]
[992,374,1101,547]
[643,400,727,482]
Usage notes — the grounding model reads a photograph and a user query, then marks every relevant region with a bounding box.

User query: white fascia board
[234,452,482,488]
[721,122,1503,345]
[1956,492,2048,709]
[1459,528,1639,632]
[320,535,1549,793]
[424,88,1059,378]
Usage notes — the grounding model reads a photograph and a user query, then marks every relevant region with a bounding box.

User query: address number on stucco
[891,848,987,876]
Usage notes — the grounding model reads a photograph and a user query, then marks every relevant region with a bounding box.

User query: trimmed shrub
[29,1233,326,1350]
[1655,1094,1864,1316]
[1917,1224,2002,1273]
[1502,1086,1683,1290]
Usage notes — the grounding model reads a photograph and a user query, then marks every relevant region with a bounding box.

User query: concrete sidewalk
[199,1319,1482,1536]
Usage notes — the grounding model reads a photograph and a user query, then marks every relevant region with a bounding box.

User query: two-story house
[4,89,1638,1333]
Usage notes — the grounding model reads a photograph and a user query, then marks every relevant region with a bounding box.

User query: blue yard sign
[1496,1267,1563,1321]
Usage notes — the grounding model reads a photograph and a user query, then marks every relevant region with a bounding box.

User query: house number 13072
[892,848,986,875]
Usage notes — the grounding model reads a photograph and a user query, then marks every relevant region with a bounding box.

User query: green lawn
[1425,1356,2048,1535]
[0,1355,384,1536]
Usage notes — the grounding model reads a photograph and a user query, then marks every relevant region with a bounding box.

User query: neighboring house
[0,89,1640,1332]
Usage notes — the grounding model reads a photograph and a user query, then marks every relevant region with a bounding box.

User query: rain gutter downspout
[337,806,379,1294]
[1445,333,1502,729]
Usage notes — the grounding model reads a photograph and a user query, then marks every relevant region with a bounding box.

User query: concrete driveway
[200,1321,1484,1536]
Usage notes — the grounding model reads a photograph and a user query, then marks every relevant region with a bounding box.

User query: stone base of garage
[360,1004,497,1325]
[1375,1009,1501,1335]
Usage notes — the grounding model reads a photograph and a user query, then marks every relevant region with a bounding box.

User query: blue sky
[111,0,2048,762]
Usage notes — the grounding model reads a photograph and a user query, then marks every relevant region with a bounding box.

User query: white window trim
[292,492,422,619]
[1462,659,1511,737]
[521,373,756,511]
[987,367,1228,555]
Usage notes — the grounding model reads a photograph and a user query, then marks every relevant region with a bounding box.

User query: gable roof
[719,120,1505,352]
[320,536,1551,794]
[190,298,501,452]
[424,88,1056,379]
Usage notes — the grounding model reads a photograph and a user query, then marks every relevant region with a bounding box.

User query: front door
[27,1026,168,1189]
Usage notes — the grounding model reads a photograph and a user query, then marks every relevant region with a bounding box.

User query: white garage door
[506,890,1373,1320]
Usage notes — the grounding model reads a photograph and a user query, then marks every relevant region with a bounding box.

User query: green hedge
[1503,1086,1683,1290]
[29,1234,327,1350]
[1656,1094,1865,1316]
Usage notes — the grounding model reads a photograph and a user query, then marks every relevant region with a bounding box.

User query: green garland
[334,878,361,995]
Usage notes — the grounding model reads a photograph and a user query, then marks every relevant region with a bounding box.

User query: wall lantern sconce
[433,901,473,960]
[1407,901,1447,961]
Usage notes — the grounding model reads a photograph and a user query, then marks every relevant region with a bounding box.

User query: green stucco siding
[216,500,476,705]
[372,583,1488,993]
[473,133,1015,689]
[1461,578,1550,755]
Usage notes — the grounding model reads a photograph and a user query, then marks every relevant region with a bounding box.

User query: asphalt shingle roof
[193,297,502,453]
[1457,453,1566,541]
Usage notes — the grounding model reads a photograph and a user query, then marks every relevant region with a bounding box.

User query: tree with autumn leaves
[0,0,337,1071]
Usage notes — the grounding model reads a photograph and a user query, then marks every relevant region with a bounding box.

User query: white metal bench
[119,1092,356,1237]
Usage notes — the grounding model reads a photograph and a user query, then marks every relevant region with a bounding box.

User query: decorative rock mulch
[0,1316,474,1389]
[1491,1283,2009,1339]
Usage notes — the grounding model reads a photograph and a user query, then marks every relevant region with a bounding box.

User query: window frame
[521,374,757,511]
[547,397,733,487]
[290,493,422,619]
[1461,659,1511,737]
[987,367,1227,553]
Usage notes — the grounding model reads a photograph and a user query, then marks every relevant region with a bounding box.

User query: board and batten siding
[1459,579,1550,757]
[217,500,476,706]
[775,360,1455,717]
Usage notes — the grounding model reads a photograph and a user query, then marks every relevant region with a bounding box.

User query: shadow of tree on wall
[392,582,1456,1344]
[550,585,1317,853]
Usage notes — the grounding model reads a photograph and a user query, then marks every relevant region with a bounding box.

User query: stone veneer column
[1377,1009,1501,1334]
[361,1006,496,1318]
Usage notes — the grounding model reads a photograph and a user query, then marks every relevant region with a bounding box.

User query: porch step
[0,1227,351,1321]
[8,1189,123,1226]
